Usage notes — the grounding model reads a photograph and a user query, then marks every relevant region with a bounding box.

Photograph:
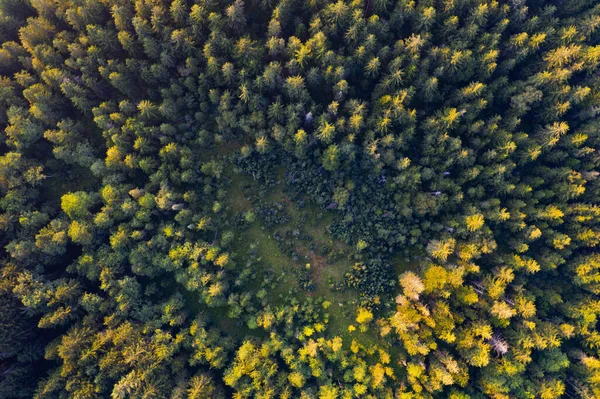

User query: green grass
[222,167,375,346]
[242,223,300,298]
[219,165,426,349]
[226,166,253,214]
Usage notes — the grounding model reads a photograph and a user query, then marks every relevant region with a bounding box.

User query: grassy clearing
[225,167,300,298]
[221,166,424,348]
[226,166,253,213]
[242,223,301,299]
[223,168,369,342]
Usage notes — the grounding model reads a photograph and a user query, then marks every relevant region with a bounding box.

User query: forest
[1,0,600,398]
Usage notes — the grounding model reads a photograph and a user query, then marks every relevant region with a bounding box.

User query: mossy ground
[223,166,377,345]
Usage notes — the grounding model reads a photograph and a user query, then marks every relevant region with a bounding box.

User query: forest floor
[224,166,380,346]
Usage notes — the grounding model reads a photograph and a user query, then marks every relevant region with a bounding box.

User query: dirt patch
[216,139,246,156]
[231,190,251,213]
[296,245,328,285]
[228,172,253,213]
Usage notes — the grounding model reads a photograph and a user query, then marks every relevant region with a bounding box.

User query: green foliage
[60,191,93,219]
[2,0,600,398]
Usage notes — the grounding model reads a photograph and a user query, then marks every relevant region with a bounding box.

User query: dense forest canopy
[2,0,600,398]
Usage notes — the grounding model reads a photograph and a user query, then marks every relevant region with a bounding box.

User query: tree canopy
[2,0,600,398]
